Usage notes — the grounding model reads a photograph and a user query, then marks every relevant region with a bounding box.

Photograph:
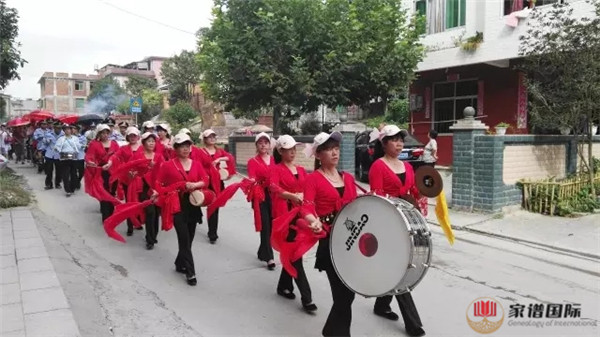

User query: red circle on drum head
[358,233,378,257]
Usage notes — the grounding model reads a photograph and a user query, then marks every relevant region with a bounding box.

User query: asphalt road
[13,165,600,337]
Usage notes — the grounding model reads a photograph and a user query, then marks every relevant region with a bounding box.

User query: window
[75,98,85,109]
[433,80,478,133]
[504,0,564,15]
[445,0,466,29]
[74,81,84,91]
[422,0,466,34]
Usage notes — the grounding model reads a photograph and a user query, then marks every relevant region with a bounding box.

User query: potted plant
[495,122,510,135]
[559,126,571,135]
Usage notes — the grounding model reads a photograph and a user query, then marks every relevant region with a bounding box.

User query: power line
[96,0,197,36]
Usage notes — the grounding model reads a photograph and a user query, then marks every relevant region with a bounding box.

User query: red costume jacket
[269,163,307,219]
[301,171,358,219]
[84,139,120,203]
[246,154,275,231]
[194,147,235,194]
[368,159,427,215]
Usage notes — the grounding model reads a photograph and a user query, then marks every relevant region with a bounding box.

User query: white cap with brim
[126,127,140,136]
[142,121,156,129]
[157,123,171,135]
[254,132,270,143]
[276,135,298,149]
[303,131,342,158]
[141,132,157,141]
[96,124,110,133]
[173,133,193,145]
[179,128,191,135]
[369,125,406,143]
[202,129,217,138]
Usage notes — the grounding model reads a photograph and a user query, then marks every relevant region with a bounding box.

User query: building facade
[405,0,593,166]
[11,98,39,117]
[96,56,167,88]
[38,72,99,115]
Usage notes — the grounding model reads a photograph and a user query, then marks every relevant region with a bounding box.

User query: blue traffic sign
[130,97,142,114]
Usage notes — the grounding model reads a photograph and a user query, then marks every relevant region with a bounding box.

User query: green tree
[0,97,6,121]
[197,0,424,133]
[519,1,600,195]
[0,0,27,90]
[138,89,163,124]
[163,101,197,130]
[87,77,128,114]
[161,50,202,104]
[125,75,156,97]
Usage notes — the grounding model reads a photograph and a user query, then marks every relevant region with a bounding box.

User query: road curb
[427,219,600,260]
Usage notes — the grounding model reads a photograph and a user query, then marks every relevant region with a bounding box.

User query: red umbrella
[7,117,31,127]
[57,114,79,125]
[28,110,54,122]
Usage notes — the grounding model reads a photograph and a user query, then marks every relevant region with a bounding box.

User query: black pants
[36,151,45,173]
[173,199,198,277]
[13,143,24,163]
[374,293,423,331]
[257,192,274,262]
[207,181,225,241]
[140,182,159,244]
[75,160,84,189]
[44,158,62,188]
[121,184,134,234]
[277,257,312,304]
[323,265,355,337]
[100,170,116,222]
[60,160,77,193]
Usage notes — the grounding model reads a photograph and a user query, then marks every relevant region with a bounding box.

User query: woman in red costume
[133,132,164,250]
[195,129,234,244]
[300,131,358,337]
[156,133,209,286]
[155,123,174,161]
[367,125,425,337]
[105,127,142,236]
[270,135,317,312]
[247,132,276,270]
[85,124,120,222]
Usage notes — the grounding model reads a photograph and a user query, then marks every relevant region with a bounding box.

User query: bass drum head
[330,195,411,297]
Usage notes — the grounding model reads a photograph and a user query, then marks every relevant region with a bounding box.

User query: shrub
[0,168,31,208]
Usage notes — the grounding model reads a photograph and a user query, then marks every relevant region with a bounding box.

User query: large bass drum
[329,194,432,297]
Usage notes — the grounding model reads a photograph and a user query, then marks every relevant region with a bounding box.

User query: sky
[3,0,214,99]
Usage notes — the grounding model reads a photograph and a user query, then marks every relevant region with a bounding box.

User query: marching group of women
[81,120,427,337]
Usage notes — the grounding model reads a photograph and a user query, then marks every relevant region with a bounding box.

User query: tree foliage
[197,0,424,132]
[138,88,163,124]
[519,0,600,194]
[125,75,157,97]
[163,101,197,130]
[161,50,202,104]
[0,0,27,90]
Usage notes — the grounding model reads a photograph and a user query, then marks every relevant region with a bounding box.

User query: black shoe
[277,289,296,300]
[146,243,154,250]
[186,275,197,286]
[66,193,72,197]
[267,262,276,270]
[406,326,425,337]
[44,186,53,190]
[303,303,318,312]
[55,184,61,189]
[175,266,187,274]
[126,231,133,237]
[374,310,399,321]
[136,226,143,230]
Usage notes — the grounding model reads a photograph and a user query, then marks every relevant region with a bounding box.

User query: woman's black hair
[141,135,157,145]
[156,125,171,138]
[173,141,192,149]
[373,131,407,161]
[313,138,340,170]
[273,148,283,164]
[429,130,438,139]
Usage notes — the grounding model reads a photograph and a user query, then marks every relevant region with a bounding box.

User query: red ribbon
[84,167,121,205]
[155,181,187,232]
[103,200,152,243]
[206,178,254,219]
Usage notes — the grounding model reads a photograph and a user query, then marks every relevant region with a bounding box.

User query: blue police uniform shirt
[54,135,81,155]
[33,128,47,151]
[77,134,87,160]
[44,130,64,160]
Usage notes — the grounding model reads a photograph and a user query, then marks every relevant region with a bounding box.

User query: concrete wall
[452,128,599,212]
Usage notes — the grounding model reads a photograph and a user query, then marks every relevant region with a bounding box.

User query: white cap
[303,132,342,158]
[254,132,270,143]
[179,128,191,135]
[125,126,140,136]
[141,132,157,141]
[276,135,297,149]
[96,124,110,133]
[142,121,155,129]
[369,125,406,143]
[173,133,192,145]
[157,123,171,135]
[202,129,217,138]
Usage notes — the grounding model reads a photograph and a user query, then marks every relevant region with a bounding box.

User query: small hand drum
[329,195,432,297]
[189,190,216,207]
